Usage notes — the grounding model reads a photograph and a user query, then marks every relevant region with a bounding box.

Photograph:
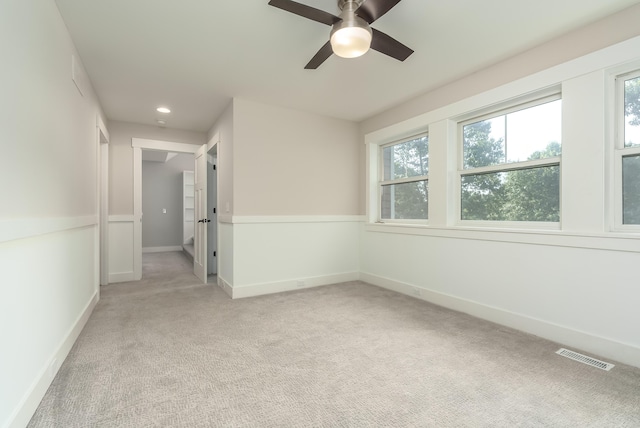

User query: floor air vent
[556,348,615,371]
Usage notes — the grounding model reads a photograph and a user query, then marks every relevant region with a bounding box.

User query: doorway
[193,139,219,283]
[132,137,219,283]
[132,139,200,281]
[141,150,194,257]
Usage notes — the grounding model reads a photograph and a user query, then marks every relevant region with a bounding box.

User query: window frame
[456,94,562,229]
[378,133,429,224]
[613,68,640,231]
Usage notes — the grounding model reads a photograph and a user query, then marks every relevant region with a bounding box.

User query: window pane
[505,99,562,162]
[622,155,640,224]
[383,136,429,180]
[463,100,562,169]
[381,180,428,220]
[463,117,505,169]
[461,165,559,221]
[624,76,640,148]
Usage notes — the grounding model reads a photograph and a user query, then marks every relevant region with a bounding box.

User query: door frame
[97,115,110,287]
[206,134,220,279]
[193,144,208,282]
[132,138,199,280]
[207,146,218,275]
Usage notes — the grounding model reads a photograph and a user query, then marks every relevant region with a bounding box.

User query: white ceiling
[55,0,640,132]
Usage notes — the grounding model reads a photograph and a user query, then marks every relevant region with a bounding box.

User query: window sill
[364,222,640,253]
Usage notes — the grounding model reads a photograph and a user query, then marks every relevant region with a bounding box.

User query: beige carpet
[28,252,640,427]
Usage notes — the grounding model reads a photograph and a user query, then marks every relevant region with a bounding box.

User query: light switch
[162,208,167,214]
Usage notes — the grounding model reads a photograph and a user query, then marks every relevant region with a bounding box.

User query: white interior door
[193,144,207,282]
[207,154,218,275]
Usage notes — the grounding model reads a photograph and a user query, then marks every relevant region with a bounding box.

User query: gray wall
[142,153,194,248]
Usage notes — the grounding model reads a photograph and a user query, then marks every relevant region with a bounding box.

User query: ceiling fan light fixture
[330,25,372,58]
[330,3,372,59]
[267,0,413,69]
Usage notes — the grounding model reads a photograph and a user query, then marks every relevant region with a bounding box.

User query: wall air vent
[556,348,615,371]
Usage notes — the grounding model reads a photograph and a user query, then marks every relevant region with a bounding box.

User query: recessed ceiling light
[156,106,171,114]
[156,119,166,126]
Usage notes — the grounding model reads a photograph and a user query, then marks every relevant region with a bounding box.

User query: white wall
[210,99,362,297]
[207,102,234,219]
[218,222,234,290]
[230,218,361,298]
[359,26,640,367]
[361,230,640,367]
[107,217,135,283]
[106,122,205,282]
[0,1,105,427]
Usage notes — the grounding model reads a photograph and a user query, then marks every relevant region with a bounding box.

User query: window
[616,70,640,226]
[379,134,429,221]
[459,96,562,223]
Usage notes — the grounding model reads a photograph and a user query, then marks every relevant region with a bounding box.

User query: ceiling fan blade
[268,0,341,26]
[304,41,333,69]
[355,0,402,24]
[370,28,413,61]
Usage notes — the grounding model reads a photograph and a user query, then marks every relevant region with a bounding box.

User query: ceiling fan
[268,0,414,69]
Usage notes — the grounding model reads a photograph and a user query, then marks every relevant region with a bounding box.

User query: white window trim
[613,67,640,231]
[377,133,429,224]
[363,34,640,251]
[456,94,562,228]
[364,222,640,254]
[459,157,560,176]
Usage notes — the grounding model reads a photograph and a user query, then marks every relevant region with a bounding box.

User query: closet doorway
[141,150,195,258]
[132,138,219,283]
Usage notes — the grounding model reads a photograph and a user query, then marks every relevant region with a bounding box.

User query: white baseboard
[217,276,233,298]
[360,272,640,369]
[108,272,135,283]
[7,291,98,428]
[231,272,360,299]
[142,246,182,253]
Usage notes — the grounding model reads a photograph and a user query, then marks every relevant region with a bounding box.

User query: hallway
[104,251,204,297]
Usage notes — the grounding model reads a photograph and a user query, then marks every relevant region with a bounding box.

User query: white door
[193,144,207,282]
[207,155,218,275]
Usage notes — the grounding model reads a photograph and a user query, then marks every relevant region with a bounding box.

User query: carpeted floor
[28,252,640,427]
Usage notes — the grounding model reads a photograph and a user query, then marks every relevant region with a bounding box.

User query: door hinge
[213,251,216,257]
[213,208,216,214]
[213,164,216,170]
